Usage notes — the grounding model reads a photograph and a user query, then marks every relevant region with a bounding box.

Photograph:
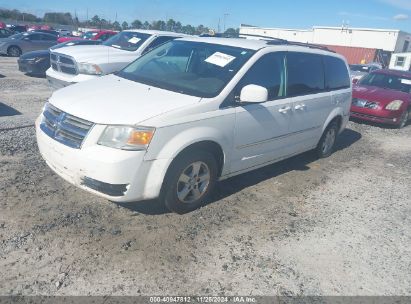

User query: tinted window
[324,56,350,90]
[236,52,286,100]
[287,52,325,96]
[41,34,57,41]
[359,73,411,93]
[28,34,42,40]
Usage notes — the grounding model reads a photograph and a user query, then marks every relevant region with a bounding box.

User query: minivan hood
[49,74,201,125]
[353,84,411,105]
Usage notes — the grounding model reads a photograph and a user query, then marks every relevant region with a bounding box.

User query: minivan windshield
[117,40,256,98]
[103,31,151,51]
[359,72,411,93]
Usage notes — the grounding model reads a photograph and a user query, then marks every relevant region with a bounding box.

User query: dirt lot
[0,57,410,296]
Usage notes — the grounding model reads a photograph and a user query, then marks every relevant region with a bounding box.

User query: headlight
[77,62,103,75]
[98,126,155,151]
[385,100,403,111]
[28,57,46,63]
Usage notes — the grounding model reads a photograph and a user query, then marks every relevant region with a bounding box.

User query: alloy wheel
[176,161,210,204]
[322,128,336,155]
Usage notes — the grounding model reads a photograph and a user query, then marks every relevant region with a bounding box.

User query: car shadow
[117,128,362,215]
[25,73,46,79]
[0,102,21,117]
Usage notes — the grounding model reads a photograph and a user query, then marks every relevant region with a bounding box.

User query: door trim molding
[236,125,321,149]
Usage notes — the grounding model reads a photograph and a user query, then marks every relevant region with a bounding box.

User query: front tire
[7,46,21,57]
[316,122,338,158]
[398,109,410,129]
[162,151,218,214]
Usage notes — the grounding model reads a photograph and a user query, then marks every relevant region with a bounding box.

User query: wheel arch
[7,45,22,56]
[322,109,344,134]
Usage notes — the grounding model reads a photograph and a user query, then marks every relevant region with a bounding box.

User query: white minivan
[46,29,187,90]
[36,37,351,213]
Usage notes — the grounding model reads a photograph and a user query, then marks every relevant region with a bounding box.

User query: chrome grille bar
[40,103,94,149]
[50,52,78,75]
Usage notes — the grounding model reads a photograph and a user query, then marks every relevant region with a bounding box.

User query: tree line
[0,8,239,36]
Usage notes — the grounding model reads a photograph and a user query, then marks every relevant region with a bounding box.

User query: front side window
[143,36,178,54]
[103,31,151,52]
[324,56,350,90]
[42,34,57,41]
[235,52,286,100]
[287,52,325,96]
[118,40,255,98]
[28,34,42,41]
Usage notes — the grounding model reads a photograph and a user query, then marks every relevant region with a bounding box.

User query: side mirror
[240,84,268,103]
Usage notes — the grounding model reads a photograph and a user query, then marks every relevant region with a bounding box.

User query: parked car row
[17,40,102,76]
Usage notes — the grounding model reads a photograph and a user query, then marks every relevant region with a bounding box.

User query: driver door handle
[278,106,292,114]
[294,104,306,111]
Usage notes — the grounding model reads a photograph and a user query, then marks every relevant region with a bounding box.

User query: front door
[231,52,295,173]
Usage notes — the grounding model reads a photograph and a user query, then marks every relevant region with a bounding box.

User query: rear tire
[316,121,339,158]
[7,46,21,57]
[398,109,410,129]
[162,150,218,214]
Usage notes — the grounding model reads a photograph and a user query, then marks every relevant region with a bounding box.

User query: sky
[1,0,411,32]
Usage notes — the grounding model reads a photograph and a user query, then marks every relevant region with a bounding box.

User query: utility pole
[217,18,221,33]
[223,13,229,32]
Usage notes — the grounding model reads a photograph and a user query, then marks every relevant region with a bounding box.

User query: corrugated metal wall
[323,45,378,64]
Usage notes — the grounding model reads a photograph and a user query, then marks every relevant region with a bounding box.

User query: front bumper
[35,116,169,202]
[18,60,46,75]
[45,68,99,90]
[350,106,403,125]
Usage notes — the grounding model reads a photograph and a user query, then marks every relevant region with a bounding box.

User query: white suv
[46,30,187,90]
[36,37,351,213]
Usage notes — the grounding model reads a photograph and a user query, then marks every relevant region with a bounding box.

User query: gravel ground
[0,57,410,296]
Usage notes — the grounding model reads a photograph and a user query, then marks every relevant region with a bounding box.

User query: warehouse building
[239,25,411,66]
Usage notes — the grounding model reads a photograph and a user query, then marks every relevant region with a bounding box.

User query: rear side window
[286,52,325,96]
[324,56,350,90]
[41,34,57,41]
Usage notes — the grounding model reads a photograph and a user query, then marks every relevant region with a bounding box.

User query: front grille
[363,101,379,109]
[50,52,78,75]
[40,103,94,149]
[352,98,379,109]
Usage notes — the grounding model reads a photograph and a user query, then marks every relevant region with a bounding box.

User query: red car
[351,69,411,128]
[57,30,117,43]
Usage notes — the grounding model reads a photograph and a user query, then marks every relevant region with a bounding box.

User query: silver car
[0,32,58,57]
[349,63,382,82]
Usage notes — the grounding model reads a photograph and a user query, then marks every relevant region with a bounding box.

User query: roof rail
[280,41,336,53]
[239,33,288,44]
[240,33,335,52]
